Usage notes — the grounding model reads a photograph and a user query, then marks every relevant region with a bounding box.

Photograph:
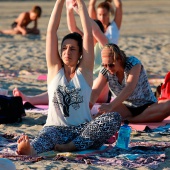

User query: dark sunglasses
[101,63,115,68]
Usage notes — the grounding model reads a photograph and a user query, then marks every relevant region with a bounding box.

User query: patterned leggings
[31,112,121,154]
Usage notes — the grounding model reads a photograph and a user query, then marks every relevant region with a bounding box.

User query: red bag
[159,72,170,100]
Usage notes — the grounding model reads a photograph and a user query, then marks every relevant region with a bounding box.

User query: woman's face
[61,39,81,66]
[101,47,121,74]
[97,7,110,26]
[30,12,39,21]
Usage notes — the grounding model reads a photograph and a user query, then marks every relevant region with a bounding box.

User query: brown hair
[32,6,42,18]
[97,2,110,12]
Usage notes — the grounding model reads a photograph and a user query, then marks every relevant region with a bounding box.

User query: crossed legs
[17,112,121,155]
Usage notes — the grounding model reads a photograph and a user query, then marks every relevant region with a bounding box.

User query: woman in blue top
[90,43,170,123]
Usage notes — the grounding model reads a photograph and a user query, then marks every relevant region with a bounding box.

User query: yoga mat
[37,74,47,81]
[1,133,170,169]
[129,116,170,131]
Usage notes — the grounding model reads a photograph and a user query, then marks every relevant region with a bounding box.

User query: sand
[0,0,170,169]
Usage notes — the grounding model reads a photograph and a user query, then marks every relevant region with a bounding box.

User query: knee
[161,100,170,112]
[106,112,122,125]
[108,112,122,131]
[110,112,122,120]
[156,100,170,120]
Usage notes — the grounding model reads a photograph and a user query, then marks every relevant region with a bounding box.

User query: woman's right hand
[98,103,113,113]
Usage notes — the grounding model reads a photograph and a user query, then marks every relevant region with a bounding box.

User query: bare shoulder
[20,11,29,17]
[78,67,93,87]
[16,12,29,20]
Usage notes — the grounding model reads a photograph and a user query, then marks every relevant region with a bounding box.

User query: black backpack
[0,95,25,124]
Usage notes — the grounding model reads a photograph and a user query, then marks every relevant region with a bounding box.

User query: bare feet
[13,88,27,101]
[54,142,76,152]
[17,135,34,155]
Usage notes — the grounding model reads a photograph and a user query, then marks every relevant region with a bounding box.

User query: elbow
[68,27,72,33]
[68,25,78,33]
[69,27,76,33]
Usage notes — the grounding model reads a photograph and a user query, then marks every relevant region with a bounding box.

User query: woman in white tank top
[88,0,122,44]
[16,0,121,155]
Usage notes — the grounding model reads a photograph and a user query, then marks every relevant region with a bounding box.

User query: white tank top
[45,68,92,126]
[105,21,120,45]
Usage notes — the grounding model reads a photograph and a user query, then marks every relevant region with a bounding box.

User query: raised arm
[113,0,122,30]
[66,0,83,36]
[91,20,108,46]
[76,0,94,87]
[88,0,97,19]
[46,0,65,84]
[67,0,107,47]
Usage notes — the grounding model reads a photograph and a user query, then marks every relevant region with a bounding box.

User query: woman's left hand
[98,103,113,113]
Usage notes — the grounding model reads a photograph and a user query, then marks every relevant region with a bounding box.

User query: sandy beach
[0,0,170,169]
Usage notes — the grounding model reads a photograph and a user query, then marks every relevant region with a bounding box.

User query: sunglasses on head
[101,63,115,68]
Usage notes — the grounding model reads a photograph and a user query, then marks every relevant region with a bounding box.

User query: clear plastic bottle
[116,120,131,149]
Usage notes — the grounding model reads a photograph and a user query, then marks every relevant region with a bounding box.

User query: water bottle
[116,120,131,149]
